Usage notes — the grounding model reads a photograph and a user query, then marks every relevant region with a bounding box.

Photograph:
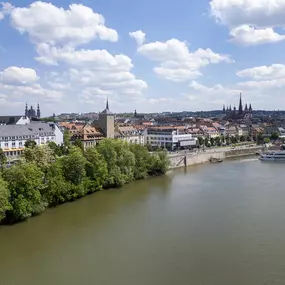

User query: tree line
[0,139,169,224]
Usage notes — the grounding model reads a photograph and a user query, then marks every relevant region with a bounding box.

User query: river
[1,158,285,285]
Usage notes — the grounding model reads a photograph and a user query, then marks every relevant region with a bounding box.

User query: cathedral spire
[238,93,243,115]
[106,97,109,111]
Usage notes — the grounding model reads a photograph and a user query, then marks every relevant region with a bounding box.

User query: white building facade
[115,126,145,145]
[145,128,197,150]
[0,123,63,160]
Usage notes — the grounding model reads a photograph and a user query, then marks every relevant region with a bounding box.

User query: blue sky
[1,0,285,116]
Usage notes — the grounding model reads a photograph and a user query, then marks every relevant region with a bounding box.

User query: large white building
[0,122,63,160]
[145,128,197,150]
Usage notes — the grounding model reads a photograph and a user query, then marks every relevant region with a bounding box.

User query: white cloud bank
[137,38,232,82]
[2,1,147,114]
[210,0,285,45]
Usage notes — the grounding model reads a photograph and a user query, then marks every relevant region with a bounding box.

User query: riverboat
[259,150,285,162]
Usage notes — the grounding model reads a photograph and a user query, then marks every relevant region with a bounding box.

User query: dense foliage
[0,139,169,224]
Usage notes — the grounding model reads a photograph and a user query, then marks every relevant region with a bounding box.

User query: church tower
[25,103,28,117]
[98,98,114,138]
[37,103,41,119]
[238,93,243,115]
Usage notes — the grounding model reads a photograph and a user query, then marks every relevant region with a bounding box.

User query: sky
[1,0,285,116]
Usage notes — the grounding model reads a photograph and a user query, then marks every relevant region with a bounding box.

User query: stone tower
[98,98,114,138]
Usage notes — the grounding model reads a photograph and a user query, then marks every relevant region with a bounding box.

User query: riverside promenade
[168,145,263,169]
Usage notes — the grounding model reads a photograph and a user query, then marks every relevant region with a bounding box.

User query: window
[19,142,23,147]
[12,142,16,147]
[5,143,8,148]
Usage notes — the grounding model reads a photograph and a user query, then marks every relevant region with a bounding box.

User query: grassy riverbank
[0,139,169,224]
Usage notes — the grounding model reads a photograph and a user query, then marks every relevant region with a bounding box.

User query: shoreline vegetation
[0,139,169,225]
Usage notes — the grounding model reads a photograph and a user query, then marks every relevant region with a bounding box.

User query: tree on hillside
[0,178,10,222]
[63,130,71,148]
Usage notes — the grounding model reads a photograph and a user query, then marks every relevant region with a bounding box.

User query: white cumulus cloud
[129,30,146,46]
[138,38,232,82]
[237,64,285,80]
[0,66,39,84]
[229,25,285,45]
[210,0,285,45]
[10,1,118,47]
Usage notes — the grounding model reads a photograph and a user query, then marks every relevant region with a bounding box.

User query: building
[145,127,197,151]
[0,116,30,125]
[25,103,41,120]
[95,98,115,139]
[71,124,104,149]
[223,93,252,121]
[0,122,63,160]
[114,125,144,145]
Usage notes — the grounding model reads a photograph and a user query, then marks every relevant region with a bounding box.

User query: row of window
[0,137,55,148]
[0,134,54,141]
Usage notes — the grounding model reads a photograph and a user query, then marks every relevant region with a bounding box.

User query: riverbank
[0,140,169,225]
[169,146,263,168]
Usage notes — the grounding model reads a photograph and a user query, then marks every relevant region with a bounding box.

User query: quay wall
[169,146,263,169]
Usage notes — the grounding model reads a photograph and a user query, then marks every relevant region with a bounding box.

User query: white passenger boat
[259,150,285,162]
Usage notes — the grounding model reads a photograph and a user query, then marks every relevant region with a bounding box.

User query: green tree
[23,145,55,173]
[63,130,71,148]
[214,136,221,146]
[24,139,37,149]
[0,148,7,172]
[85,147,108,192]
[148,151,169,176]
[3,162,46,222]
[47,141,63,156]
[43,159,70,206]
[0,177,10,222]
[264,137,270,144]
[61,146,87,186]
[205,138,209,147]
[97,139,121,187]
[240,135,245,142]
[210,137,215,146]
[257,133,264,145]
[129,144,150,180]
[271,132,279,140]
[197,137,204,148]
[73,139,84,151]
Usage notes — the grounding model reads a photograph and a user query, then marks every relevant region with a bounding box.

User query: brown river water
[1,158,285,285]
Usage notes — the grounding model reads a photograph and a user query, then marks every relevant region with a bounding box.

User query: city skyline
[1,0,285,116]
